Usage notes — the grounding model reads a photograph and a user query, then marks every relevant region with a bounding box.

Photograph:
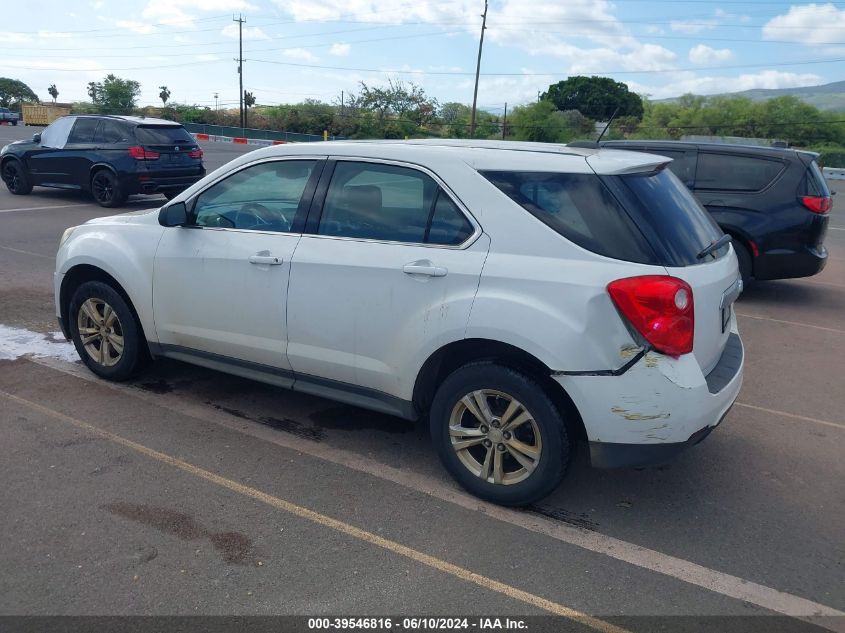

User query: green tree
[0,78,38,109]
[48,83,59,103]
[243,90,256,127]
[542,76,644,120]
[159,85,171,106]
[87,74,141,114]
[507,101,590,143]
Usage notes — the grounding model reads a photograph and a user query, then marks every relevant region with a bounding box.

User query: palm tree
[159,86,171,107]
[48,84,58,103]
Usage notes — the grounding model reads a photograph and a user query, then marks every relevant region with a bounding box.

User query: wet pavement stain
[525,504,600,531]
[137,379,175,394]
[102,502,254,564]
[257,416,327,442]
[309,406,413,434]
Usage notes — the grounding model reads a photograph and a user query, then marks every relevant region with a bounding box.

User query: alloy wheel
[92,173,114,204]
[77,297,124,367]
[3,164,20,190]
[448,389,542,485]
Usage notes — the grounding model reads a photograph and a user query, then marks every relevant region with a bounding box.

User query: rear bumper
[754,245,827,281]
[119,168,206,195]
[554,327,744,469]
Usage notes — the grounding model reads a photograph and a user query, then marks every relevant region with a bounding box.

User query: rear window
[695,153,785,191]
[615,168,725,266]
[483,168,725,266]
[481,171,658,264]
[135,125,193,145]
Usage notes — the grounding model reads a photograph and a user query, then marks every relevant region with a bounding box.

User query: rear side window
[695,153,785,191]
[482,171,657,264]
[427,191,474,245]
[135,125,193,145]
[68,118,99,144]
[95,119,130,144]
[801,161,831,197]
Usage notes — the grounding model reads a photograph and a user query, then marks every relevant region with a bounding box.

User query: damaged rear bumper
[554,328,744,469]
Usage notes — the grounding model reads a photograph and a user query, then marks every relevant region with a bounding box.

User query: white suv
[55,140,744,505]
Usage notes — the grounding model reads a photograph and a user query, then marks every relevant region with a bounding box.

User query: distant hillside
[657,80,845,112]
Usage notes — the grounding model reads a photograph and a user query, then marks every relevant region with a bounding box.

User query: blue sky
[2,0,844,115]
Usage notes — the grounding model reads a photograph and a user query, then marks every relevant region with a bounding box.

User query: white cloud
[142,0,256,26]
[329,42,351,57]
[688,45,734,65]
[763,3,845,45]
[116,20,158,35]
[221,23,269,40]
[283,48,319,62]
[274,0,476,26]
[670,19,718,34]
[194,54,219,62]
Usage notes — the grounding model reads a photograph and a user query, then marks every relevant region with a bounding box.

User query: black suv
[1,115,206,207]
[593,140,831,283]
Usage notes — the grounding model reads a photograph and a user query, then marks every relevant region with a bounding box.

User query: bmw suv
[54,140,744,505]
[1,115,205,207]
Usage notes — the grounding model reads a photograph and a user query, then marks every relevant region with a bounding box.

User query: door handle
[403,261,447,277]
[248,254,283,265]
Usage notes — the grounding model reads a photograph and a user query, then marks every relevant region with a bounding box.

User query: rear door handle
[403,261,447,277]
[248,254,283,265]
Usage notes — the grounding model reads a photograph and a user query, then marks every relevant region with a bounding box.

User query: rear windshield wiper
[697,234,732,260]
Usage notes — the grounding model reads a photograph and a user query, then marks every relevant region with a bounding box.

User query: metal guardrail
[823,167,845,181]
[182,123,342,143]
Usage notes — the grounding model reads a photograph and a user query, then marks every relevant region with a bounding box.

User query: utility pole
[234,14,245,129]
[213,92,218,111]
[469,0,488,138]
[502,102,507,140]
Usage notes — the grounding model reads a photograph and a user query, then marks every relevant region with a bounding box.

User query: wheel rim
[448,390,542,486]
[92,173,113,203]
[3,164,19,190]
[77,297,124,367]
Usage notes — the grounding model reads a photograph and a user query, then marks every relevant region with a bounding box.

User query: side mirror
[159,201,189,227]
[32,133,41,144]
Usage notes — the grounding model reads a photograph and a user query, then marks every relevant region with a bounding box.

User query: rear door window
[67,118,100,144]
[135,125,194,145]
[94,119,130,144]
[695,153,785,191]
[318,161,474,245]
[481,171,658,264]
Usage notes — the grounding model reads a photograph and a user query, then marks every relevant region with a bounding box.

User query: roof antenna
[596,107,619,142]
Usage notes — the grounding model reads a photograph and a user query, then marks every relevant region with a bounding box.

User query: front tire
[91,169,127,208]
[2,159,33,195]
[430,363,570,506]
[69,281,144,381]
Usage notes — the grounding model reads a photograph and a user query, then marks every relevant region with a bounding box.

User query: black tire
[69,280,144,381]
[2,159,33,195]
[11,120,17,126]
[430,362,570,506]
[91,169,127,208]
[733,240,752,285]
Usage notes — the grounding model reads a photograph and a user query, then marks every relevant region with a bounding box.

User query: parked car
[54,140,744,505]
[0,106,21,125]
[587,140,831,283]
[1,115,205,207]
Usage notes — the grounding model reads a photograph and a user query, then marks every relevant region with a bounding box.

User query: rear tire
[2,159,33,195]
[430,362,570,506]
[734,241,752,285]
[91,169,127,208]
[69,281,144,381]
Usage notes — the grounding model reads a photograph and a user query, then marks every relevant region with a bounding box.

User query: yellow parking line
[0,389,628,633]
[735,402,845,431]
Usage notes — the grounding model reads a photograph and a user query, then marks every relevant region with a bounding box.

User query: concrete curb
[822,167,845,181]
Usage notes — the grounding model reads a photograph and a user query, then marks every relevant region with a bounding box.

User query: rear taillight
[800,195,831,214]
[188,148,203,159]
[607,275,694,358]
[127,146,160,160]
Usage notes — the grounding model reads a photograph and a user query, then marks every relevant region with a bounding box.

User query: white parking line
[21,352,845,629]
[0,245,52,259]
[0,202,90,214]
[735,402,845,431]
[736,312,845,335]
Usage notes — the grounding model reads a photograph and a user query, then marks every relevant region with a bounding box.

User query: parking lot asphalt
[1,123,843,631]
